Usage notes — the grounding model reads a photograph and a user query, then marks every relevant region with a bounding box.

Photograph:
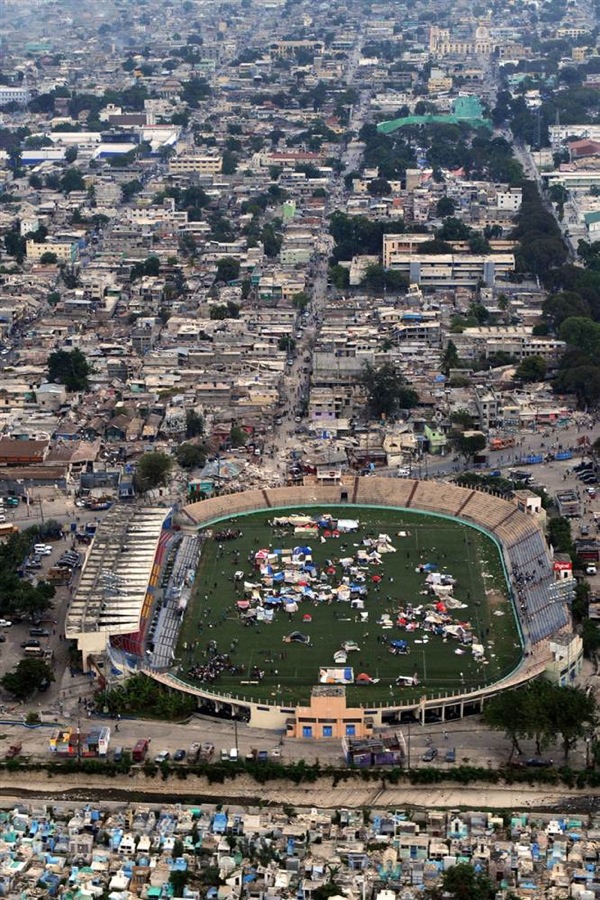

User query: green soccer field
[174,507,523,707]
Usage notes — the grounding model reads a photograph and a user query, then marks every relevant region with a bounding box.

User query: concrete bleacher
[266,485,344,508]
[150,534,201,670]
[185,490,266,524]
[507,530,568,645]
[410,481,465,517]
[495,514,539,549]
[458,490,517,531]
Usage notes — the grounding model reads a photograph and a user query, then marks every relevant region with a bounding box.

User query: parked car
[173,749,186,761]
[33,545,52,556]
[154,750,170,763]
[586,565,597,576]
[422,747,438,762]
[0,620,12,628]
[29,628,50,637]
[21,640,41,649]
[445,747,456,763]
[525,757,553,767]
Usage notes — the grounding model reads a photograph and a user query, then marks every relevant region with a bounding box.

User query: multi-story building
[0,85,30,106]
[168,153,222,175]
[385,251,515,288]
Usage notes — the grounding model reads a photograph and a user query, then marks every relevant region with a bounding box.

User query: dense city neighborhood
[3,0,600,896]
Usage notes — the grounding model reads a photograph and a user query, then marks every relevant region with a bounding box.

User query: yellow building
[286,686,374,740]
[169,154,223,175]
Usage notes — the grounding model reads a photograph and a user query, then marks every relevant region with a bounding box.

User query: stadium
[65,478,580,736]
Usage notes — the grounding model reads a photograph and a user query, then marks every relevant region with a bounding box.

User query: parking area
[0,531,88,703]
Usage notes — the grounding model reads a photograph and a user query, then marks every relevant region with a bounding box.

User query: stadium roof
[66,506,169,640]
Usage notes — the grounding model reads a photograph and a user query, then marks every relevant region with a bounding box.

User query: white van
[34,544,52,555]
[229,748,239,762]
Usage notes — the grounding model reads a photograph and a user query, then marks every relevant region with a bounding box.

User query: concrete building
[286,686,374,740]
[169,153,223,175]
[385,251,515,288]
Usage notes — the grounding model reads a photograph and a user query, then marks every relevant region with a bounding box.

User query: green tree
[440,862,495,900]
[438,216,472,242]
[185,409,204,439]
[134,452,173,493]
[1,658,54,700]
[60,168,86,194]
[64,146,78,164]
[449,409,475,429]
[215,257,240,283]
[560,317,600,357]
[292,292,310,310]
[436,196,456,217]
[230,424,248,448]
[175,443,207,470]
[328,263,349,290]
[515,355,547,382]
[544,292,591,329]
[40,251,58,265]
[582,619,600,668]
[548,684,596,760]
[278,336,296,353]
[222,150,238,175]
[359,362,419,419]
[4,228,26,262]
[441,339,460,375]
[483,686,531,759]
[47,348,91,391]
[367,177,392,196]
[450,430,486,461]
[169,870,189,895]
[548,516,572,554]
[181,76,210,107]
[121,179,143,201]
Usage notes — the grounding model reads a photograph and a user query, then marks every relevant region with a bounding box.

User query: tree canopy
[515,355,547,382]
[1,658,54,700]
[215,257,241,283]
[359,362,419,419]
[47,348,91,392]
[484,681,596,761]
[175,443,207,470]
[450,430,486,461]
[185,409,204,439]
[134,452,173,493]
[440,862,495,900]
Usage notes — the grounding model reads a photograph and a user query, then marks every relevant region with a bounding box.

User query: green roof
[377,96,491,134]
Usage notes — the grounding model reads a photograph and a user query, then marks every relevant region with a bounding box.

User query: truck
[489,436,515,451]
[46,567,71,584]
[187,741,201,763]
[132,738,149,762]
[23,646,53,661]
